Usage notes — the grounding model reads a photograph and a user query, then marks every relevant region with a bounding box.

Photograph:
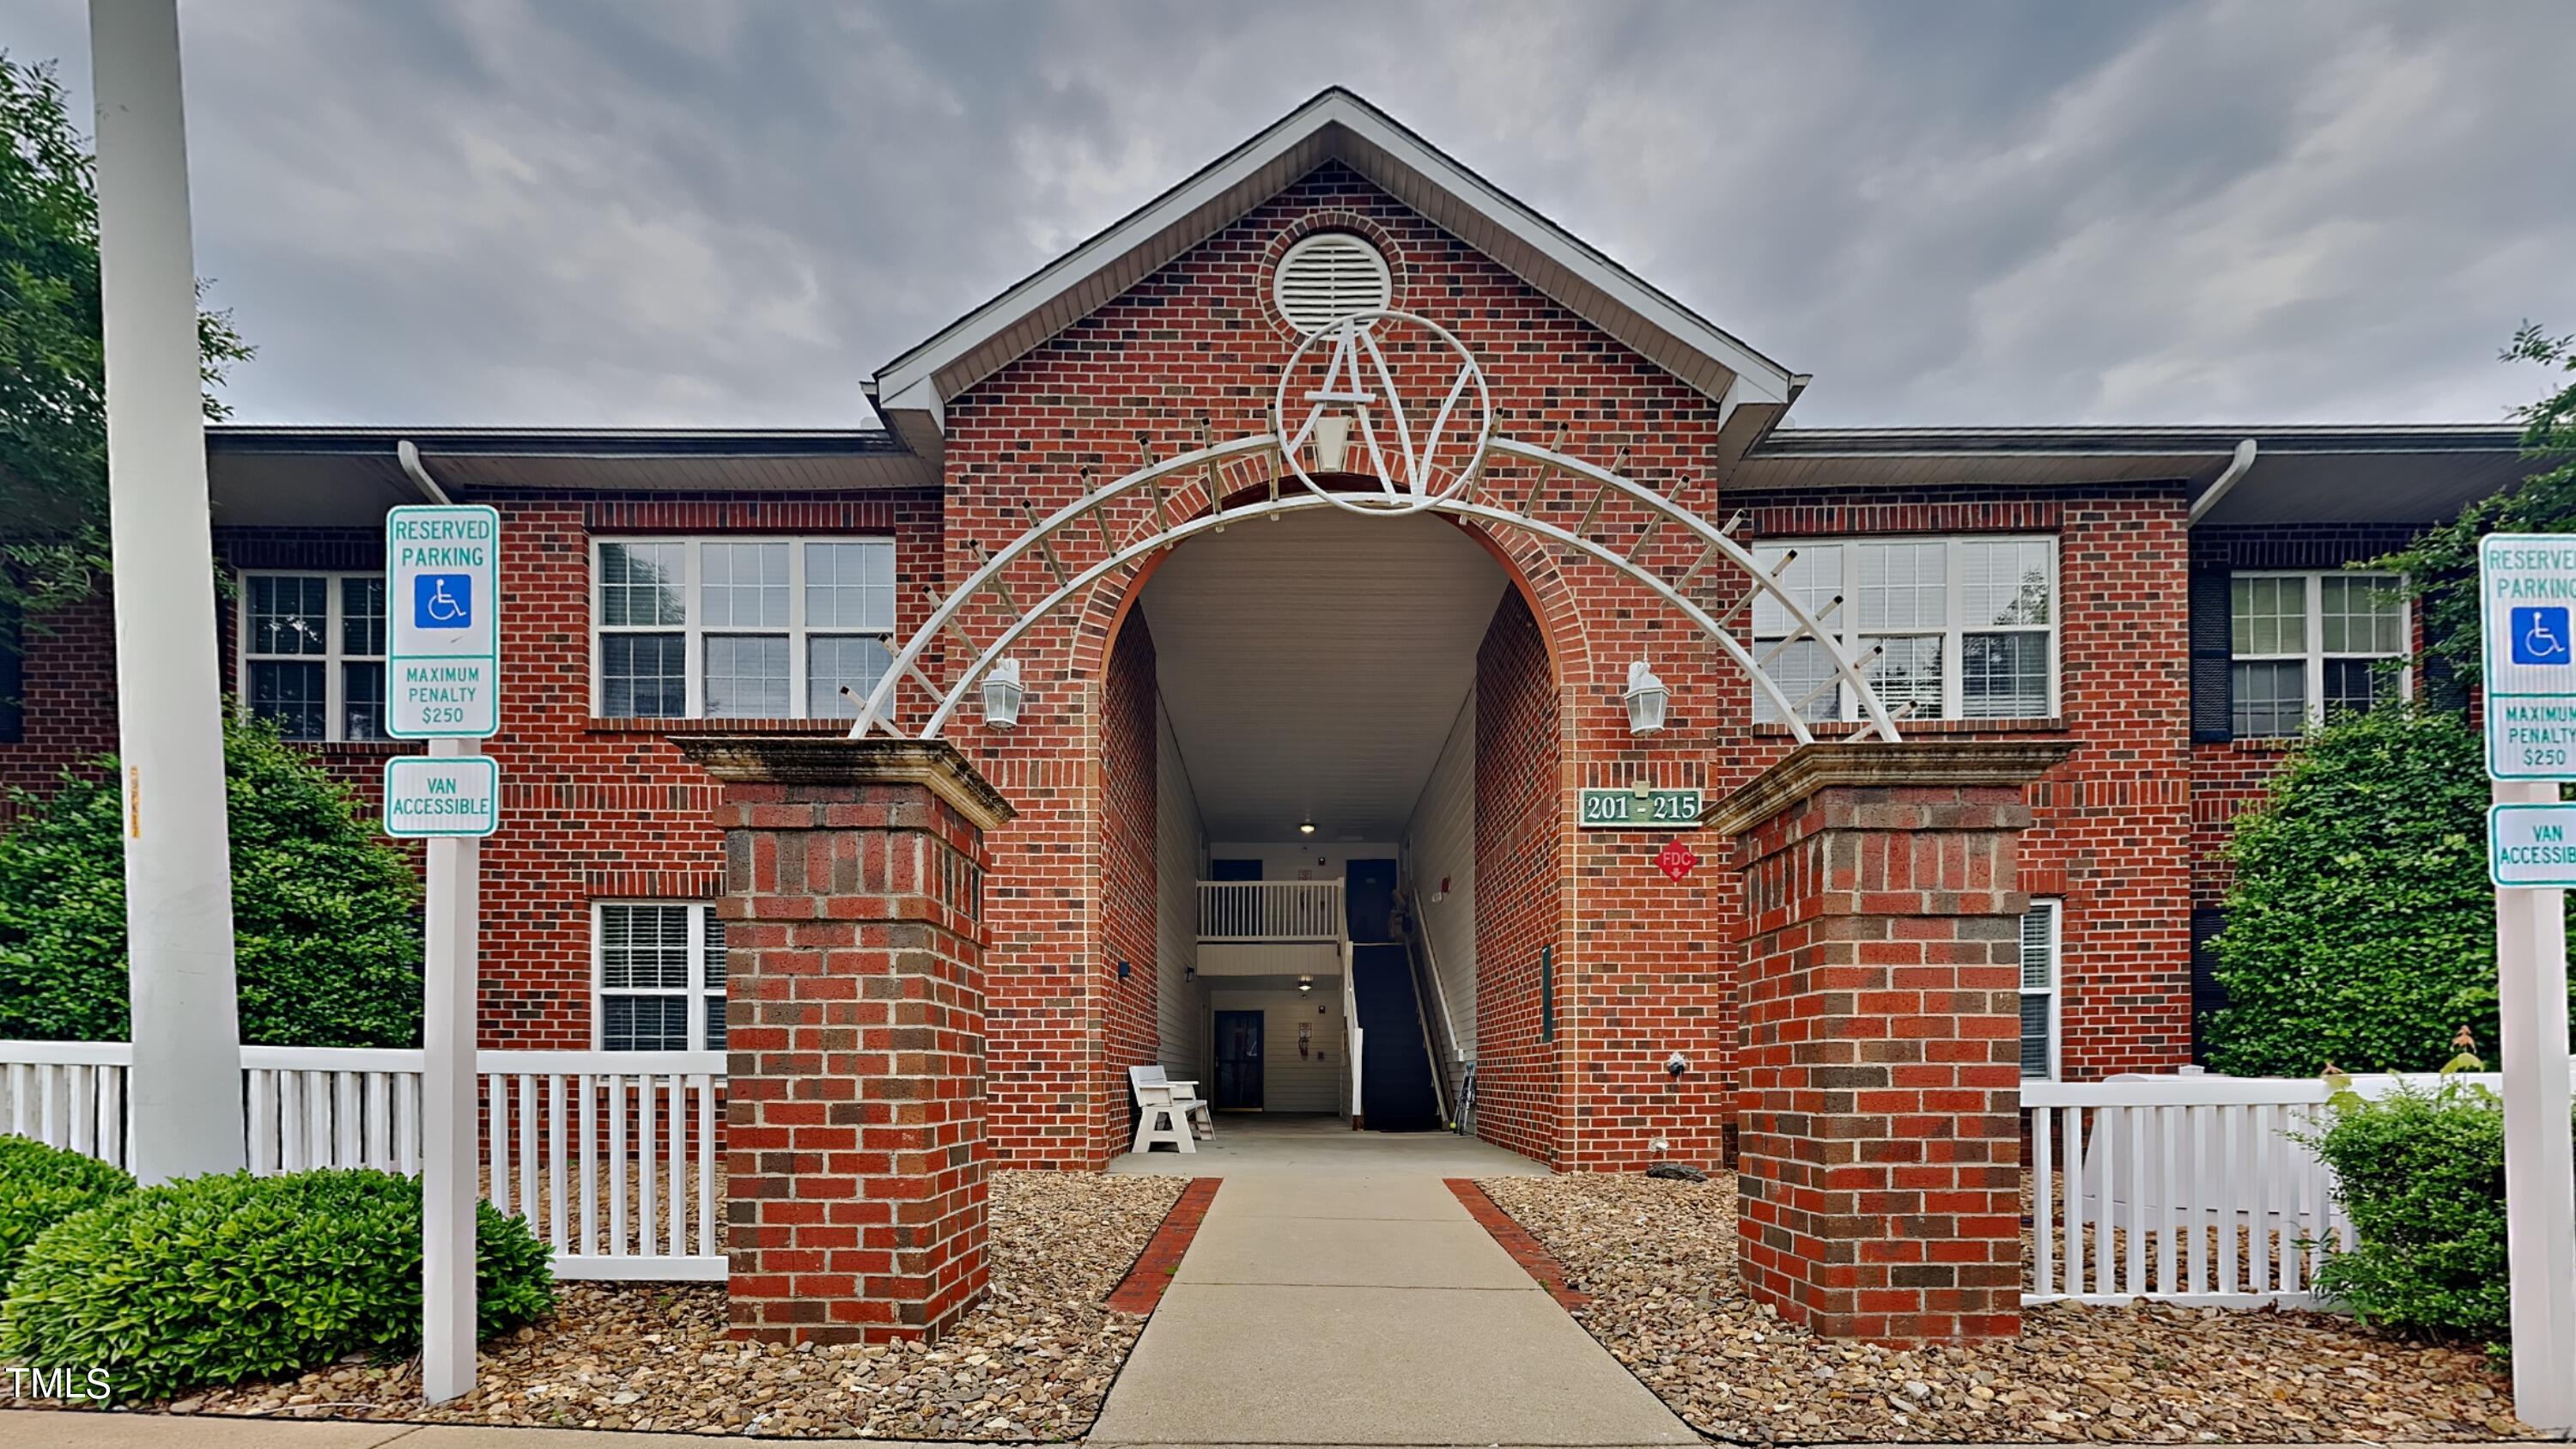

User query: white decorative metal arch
[851,311,1902,746]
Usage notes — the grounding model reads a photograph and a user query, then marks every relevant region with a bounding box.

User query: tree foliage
[2376,324,2576,687]
[0,53,249,627]
[2202,706,2570,1075]
[0,714,423,1046]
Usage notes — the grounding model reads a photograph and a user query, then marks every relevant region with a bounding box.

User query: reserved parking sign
[2482,535,2576,781]
[386,505,501,738]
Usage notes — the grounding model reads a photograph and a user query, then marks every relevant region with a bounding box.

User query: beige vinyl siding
[1157,703,1211,1082]
[1209,988,1348,1115]
[1401,690,1475,1111]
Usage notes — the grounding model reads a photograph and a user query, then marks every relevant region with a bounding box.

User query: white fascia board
[1326,100,1795,407]
[872,95,1342,418]
[873,89,1800,429]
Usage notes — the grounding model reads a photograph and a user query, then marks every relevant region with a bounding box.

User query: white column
[421,739,482,1403]
[2494,778,2576,1434]
[88,0,243,1184]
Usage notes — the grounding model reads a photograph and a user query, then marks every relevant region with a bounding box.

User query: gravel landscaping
[65,1170,1188,1440]
[1478,1170,2533,1444]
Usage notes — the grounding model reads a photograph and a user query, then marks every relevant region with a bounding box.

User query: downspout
[2185,438,2258,527]
[398,440,454,504]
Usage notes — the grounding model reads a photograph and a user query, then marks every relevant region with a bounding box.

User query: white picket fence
[2023,1068,2547,1309]
[0,1039,725,1282]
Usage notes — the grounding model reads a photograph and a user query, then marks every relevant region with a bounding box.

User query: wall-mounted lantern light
[1297,975,1314,995]
[1624,660,1669,735]
[982,657,1026,729]
[1298,817,1316,836]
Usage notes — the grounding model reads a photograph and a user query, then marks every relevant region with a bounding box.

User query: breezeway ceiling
[1137,509,1508,843]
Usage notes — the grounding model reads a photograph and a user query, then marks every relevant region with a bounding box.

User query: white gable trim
[874,88,1797,431]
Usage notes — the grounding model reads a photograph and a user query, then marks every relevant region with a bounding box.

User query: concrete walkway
[1092,1117,1697,1447]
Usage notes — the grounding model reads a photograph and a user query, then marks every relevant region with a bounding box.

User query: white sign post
[2477,535,2576,1434]
[388,503,501,1406]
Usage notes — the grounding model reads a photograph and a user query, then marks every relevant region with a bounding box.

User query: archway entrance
[1115,508,1521,1140]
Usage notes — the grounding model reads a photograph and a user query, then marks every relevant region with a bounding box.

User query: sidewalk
[1085,1154,1697,1447]
[0,1413,984,1448]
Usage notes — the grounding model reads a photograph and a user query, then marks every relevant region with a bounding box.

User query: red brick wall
[0,591,120,815]
[0,496,945,1055]
[1473,588,1564,1165]
[1097,611,1160,1146]
[1737,487,2198,1082]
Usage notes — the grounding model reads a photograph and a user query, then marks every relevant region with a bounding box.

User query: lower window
[595,901,726,1051]
[2020,899,2062,1080]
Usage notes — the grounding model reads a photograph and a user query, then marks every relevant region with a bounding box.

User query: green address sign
[1577,787,1704,829]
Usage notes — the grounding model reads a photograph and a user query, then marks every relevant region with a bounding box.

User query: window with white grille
[2021,899,2061,1081]
[2228,571,2407,737]
[592,537,896,720]
[236,571,388,742]
[1273,233,1392,334]
[1750,535,2057,723]
[594,902,726,1052]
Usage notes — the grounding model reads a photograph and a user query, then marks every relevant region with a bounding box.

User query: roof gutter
[2185,438,2258,527]
[397,440,453,505]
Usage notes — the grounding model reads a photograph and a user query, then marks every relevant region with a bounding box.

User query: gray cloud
[7,0,2572,427]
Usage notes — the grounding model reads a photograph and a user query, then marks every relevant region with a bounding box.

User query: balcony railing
[1198,880,1344,941]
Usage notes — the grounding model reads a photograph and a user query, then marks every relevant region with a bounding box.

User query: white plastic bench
[1128,1064,1213,1154]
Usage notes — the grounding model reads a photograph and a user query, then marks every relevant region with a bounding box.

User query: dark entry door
[1346,858,1399,942]
[1214,1010,1264,1110]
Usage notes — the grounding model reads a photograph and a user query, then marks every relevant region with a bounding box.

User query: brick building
[0,89,2535,1172]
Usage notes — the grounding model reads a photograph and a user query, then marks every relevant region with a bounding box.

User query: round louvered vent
[1273,233,1392,334]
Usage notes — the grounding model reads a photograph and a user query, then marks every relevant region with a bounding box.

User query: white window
[236,571,388,742]
[2229,571,2408,737]
[1752,536,2057,722]
[2020,898,2062,1081]
[594,902,727,1051]
[592,538,896,719]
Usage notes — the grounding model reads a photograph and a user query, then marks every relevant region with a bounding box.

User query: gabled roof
[870,88,1802,454]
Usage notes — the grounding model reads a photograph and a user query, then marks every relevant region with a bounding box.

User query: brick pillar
[1710,740,2072,1344]
[671,736,1014,1345]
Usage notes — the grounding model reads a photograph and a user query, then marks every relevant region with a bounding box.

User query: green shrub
[0,1168,554,1403]
[0,1135,131,1296]
[0,713,424,1046]
[2204,705,2576,1075]
[2305,1077,2574,1346]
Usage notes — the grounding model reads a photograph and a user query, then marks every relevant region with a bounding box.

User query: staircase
[1350,943,1443,1132]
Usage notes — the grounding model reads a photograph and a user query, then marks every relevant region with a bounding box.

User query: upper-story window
[1751,536,2057,723]
[237,571,388,742]
[2228,571,2406,737]
[592,538,896,720]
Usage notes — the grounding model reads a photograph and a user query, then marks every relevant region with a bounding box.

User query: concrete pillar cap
[669,735,1017,831]
[1704,740,2075,836]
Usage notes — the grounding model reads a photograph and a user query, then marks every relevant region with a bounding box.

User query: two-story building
[0,89,2534,1171]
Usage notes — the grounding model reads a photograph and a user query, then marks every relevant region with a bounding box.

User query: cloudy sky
[9,1,2573,429]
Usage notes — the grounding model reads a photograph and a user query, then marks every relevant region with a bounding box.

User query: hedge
[2203,705,2576,1075]
[0,1168,554,1403]
[2307,1077,2561,1347]
[0,713,424,1046]
[0,1135,132,1297]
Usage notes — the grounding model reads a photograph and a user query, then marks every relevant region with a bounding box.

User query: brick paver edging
[1104,1178,1223,1315]
[1444,1178,1591,1309]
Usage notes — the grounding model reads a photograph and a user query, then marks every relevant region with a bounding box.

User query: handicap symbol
[2512,606,2571,666]
[413,573,473,630]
